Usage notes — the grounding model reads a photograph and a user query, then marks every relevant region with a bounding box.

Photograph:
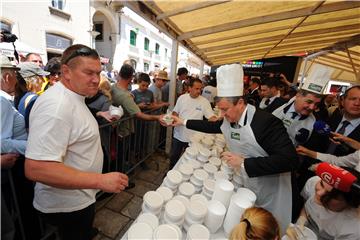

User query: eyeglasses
[62,47,99,64]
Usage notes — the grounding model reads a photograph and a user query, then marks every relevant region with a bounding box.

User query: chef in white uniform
[171,64,298,233]
[272,65,331,146]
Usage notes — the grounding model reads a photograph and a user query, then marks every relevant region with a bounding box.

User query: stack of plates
[163,199,186,227]
[201,179,215,199]
[190,169,209,193]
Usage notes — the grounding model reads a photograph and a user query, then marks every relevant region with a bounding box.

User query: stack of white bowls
[212,179,234,209]
[201,179,215,199]
[172,195,190,209]
[210,146,223,158]
[201,137,213,149]
[142,191,164,216]
[127,222,153,240]
[208,157,221,170]
[163,199,186,227]
[178,163,194,181]
[190,194,208,206]
[214,171,228,181]
[136,213,159,230]
[183,147,199,163]
[153,224,182,240]
[186,224,210,240]
[190,169,209,193]
[215,135,226,148]
[203,163,217,179]
[188,158,201,170]
[223,193,253,237]
[197,147,211,163]
[178,182,196,198]
[204,200,226,234]
[220,160,234,180]
[236,188,257,206]
[183,200,208,231]
[163,170,183,193]
[156,186,173,204]
[232,172,243,190]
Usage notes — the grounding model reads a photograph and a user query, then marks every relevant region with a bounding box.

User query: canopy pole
[345,44,359,81]
[165,39,179,154]
[199,61,204,79]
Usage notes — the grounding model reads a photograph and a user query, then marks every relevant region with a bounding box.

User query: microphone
[310,162,360,192]
[313,120,331,136]
[295,128,310,144]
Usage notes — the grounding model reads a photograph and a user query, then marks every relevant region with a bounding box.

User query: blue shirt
[0,96,27,154]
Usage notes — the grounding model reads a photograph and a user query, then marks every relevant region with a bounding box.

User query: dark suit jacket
[264,97,288,113]
[186,109,299,177]
[327,113,360,156]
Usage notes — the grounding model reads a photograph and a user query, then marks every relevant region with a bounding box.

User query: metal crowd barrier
[2,107,168,240]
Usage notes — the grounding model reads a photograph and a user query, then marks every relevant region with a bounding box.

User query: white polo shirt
[173,93,214,142]
[26,82,103,213]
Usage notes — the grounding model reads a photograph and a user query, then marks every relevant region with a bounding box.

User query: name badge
[231,132,240,140]
[195,106,202,111]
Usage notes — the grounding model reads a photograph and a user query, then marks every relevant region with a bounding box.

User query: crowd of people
[1,43,360,240]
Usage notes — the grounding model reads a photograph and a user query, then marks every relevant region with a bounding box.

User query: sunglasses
[62,47,99,64]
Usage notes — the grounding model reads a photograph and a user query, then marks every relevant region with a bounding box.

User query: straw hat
[157,70,169,81]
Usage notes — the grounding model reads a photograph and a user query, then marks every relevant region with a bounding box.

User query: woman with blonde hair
[230,207,280,240]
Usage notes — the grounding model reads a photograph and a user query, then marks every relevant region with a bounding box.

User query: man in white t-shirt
[170,78,216,168]
[24,44,128,240]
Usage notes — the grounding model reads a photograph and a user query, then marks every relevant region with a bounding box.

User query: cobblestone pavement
[93,150,169,240]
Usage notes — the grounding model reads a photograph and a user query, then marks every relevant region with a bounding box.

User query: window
[51,0,65,10]
[46,33,72,50]
[144,62,149,72]
[164,48,168,57]
[144,37,150,51]
[93,23,103,41]
[130,30,137,46]
[130,59,137,70]
[155,43,160,55]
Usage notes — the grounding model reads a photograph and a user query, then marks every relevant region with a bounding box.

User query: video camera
[1,30,18,43]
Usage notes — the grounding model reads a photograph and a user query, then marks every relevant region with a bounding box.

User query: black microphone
[313,120,351,152]
[295,128,310,144]
[313,120,331,136]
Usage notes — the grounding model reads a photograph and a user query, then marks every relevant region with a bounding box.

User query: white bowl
[190,194,208,206]
[128,222,153,240]
[142,202,161,216]
[178,182,195,198]
[156,186,173,203]
[214,171,228,181]
[190,175,203,187]
[197,155,209,163]
[203,179,215,193]
[162,177,179,190]
[203,163,217,176]
[198,146,211,158]
[201,190,213,200]
[153,224,182,240]
[165,199,186,222]
[136,213,159,230]
[167,170,183,186]
[188,159,201,169]
[193,169,209,183]
[187,224,210,240]
[185,147,198,158]
[236,188,257,205]
[163,213,184,226]
[186,200,208,222]
[172,195,190,209]
[143,191,164,212]
[178,163,194,177]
